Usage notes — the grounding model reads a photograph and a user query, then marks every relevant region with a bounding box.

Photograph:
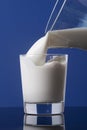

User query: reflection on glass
[45,0,87,30]
[23,114,65,130]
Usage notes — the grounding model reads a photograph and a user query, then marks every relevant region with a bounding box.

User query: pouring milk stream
[26,28,87,65]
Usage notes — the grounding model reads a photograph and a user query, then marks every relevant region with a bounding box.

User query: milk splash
[26,28,87,65]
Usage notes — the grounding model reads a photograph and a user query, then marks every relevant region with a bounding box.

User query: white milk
[26,28,87,65]
[20,55,67,103]
[20,28,87,104]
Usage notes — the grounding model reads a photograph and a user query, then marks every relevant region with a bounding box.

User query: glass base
[24,102,64,115]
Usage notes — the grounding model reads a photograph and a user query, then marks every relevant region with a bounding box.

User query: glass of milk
[20,54,68,115]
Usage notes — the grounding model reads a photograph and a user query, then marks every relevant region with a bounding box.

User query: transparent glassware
[20,54,68,115]
[45,0,87,33]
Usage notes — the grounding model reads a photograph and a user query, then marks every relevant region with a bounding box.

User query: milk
[26,28,87,65]
[20,27,87,114]
[20,55,68,103]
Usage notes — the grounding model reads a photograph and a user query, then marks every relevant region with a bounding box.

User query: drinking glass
[20,54,68,115]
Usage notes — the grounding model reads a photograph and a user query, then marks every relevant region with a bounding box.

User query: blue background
[0,0,87,107]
